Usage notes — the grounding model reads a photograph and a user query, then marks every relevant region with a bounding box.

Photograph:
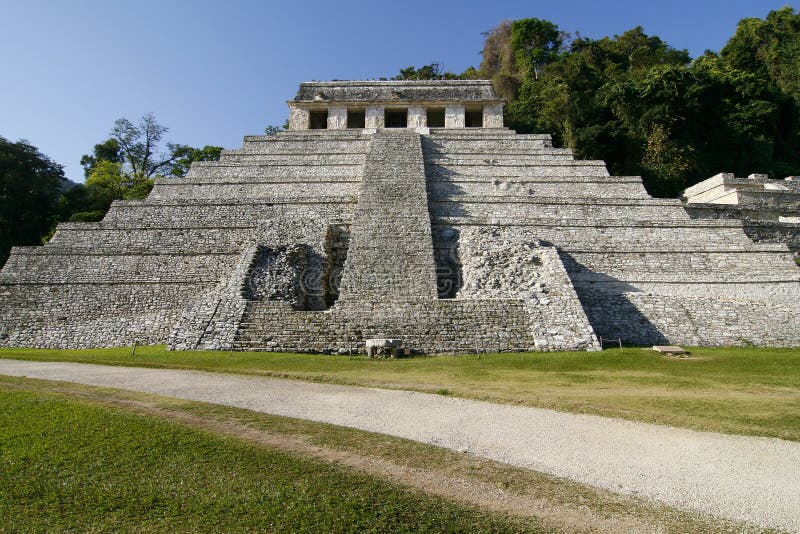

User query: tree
[169,145,223,178]
[79,138,122,179]
[478,12,800,196]
[721,7,800,103]
[392,63,466,80]
[74,115,223,222]
[510,18,564,80]
[109,113,191,179]
[394,63,444,80]
[479,20,523,99]
[0,136,65,266]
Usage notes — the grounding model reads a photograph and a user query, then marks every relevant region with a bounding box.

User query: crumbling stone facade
[1,80,798,352]
[683,172,800,255]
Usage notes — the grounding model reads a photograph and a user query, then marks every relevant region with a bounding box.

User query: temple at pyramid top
[287,80,506,130]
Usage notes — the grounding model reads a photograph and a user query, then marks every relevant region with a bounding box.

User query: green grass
[0,376,753,533]
[0,384,539,532]
[2,345,799,440]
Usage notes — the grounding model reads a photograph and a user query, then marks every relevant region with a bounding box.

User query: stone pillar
[288,105,309,131]
[327,106,347,130]
[445,105,465,128]
[365,106,384,128]
[407,106,426,129]
[483,104,504,128]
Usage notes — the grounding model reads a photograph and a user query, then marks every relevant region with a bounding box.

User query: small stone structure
[287,80,505,132]
[0,80,799,352]
[365,338,404,358]
[683,172,800,254]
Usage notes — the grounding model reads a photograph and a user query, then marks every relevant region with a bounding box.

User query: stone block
[327,106,347,130]
[445,105,465,128]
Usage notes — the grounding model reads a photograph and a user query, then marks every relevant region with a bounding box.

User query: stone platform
[1,80,798,351]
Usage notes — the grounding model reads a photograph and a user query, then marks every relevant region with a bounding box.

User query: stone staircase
[232,128,599,353]
[336,129,438,304]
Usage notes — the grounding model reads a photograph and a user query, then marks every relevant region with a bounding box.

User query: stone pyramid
[1,80,798,352]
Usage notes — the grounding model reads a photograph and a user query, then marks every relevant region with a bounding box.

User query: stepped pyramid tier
[682,172,800,254]
[1,80,799,352]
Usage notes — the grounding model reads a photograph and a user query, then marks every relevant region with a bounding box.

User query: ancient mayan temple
[1,80,799,352]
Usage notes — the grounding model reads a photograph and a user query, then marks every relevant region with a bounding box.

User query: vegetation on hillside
[397,7,800,197]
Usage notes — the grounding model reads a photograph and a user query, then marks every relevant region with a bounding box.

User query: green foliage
[264,124,284,135]
[392,62,470,81]
[79,138,122,179]
[479,20,523,99]
[70,115,221,222]
[640,124,694,196]
[510,18,563,80]
[721,7,800,104]
[67,210,106,223]
[479,10,800,196]
[169,144,222,177]
[0,136,65,266]
[109,113,191,179]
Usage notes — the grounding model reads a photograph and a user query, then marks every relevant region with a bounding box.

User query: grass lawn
[0,376,752,533]
[1,345,799,440]
[0,381,535,532]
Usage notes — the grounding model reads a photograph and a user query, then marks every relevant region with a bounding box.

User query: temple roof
[292,80,503,104]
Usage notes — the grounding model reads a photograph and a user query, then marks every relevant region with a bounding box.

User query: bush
[68,211,106,223]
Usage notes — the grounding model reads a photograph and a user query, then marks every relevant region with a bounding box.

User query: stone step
[426,128,523,137]
[261,130,371,140]
[0,251,238,283]
[219,153,366,165]
[155,175,358,185]
[185,162,362,180]
[149,181,360,200]
[95,202,353,235]
[427,163,610,178]
[426,156,577,165]
[423,148,573,156]
[427,181,651,199]
[239,138,370,152]
[429,201,692,223]
[8,246,242,256]
[431,217,748,228]
[563,250,800,275]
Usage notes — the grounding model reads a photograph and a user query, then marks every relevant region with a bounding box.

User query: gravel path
[1,359,799,532]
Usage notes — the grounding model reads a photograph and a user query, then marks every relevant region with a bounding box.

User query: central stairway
[336,129,438,304]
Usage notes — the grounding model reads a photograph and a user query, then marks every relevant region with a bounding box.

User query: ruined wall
[454,227,597,350]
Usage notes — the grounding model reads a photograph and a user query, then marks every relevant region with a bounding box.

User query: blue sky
[1,0,797,183]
